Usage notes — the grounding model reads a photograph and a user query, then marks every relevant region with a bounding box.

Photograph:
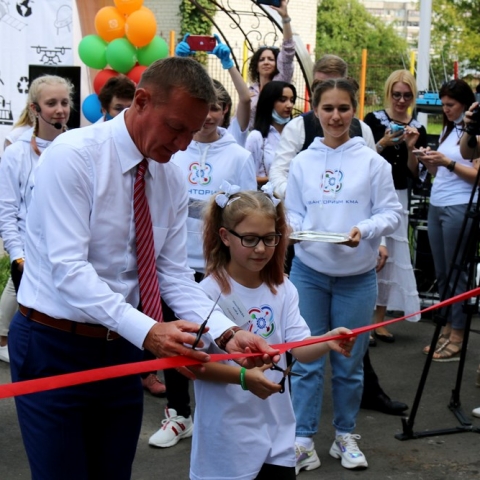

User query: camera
[465,106,480,136]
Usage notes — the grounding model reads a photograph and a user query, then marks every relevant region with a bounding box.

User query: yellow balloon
[125,9,157,48]
[95,7,125,43]
[114,0,144,16]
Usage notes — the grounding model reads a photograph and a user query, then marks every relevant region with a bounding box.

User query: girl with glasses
[188,183,354,480]
[364,69,426,342]
[286,78,402,471]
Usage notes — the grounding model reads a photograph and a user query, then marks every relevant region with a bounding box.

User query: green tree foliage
[316,0,409,100]
[431,0,480,72]
[316,0,408,62]
[179,0,215,64]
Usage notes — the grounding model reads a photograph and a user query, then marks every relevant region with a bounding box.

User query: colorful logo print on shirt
[321,169,343,194]
[246,305,275,339]
[188,162,212,186]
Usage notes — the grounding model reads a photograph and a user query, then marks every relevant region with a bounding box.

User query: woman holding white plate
[285,78,402,472]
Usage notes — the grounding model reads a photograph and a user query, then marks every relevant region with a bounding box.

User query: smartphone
[186,35,217,52]
[390,123,405,135]
[412,149,428,156]
[256,0,281,7]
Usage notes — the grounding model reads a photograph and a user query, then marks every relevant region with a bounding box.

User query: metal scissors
[192,292,222,350]
[270,358,301,393]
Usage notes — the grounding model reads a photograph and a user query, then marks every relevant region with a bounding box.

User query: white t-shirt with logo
[190,275,310,480]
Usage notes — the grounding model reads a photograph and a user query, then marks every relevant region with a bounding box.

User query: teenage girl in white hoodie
[285,78,402,472]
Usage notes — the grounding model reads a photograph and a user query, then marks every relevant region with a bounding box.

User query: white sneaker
[472,407,480,418]
[295,442,321,475]
[149,407,193,448]
[329,433,368,469]
[0,345,9,363]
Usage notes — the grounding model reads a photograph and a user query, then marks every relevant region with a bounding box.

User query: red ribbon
[1,286,479,400]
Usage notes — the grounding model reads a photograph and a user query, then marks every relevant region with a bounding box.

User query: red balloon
[94,69,119,95]
[127,64,147,85]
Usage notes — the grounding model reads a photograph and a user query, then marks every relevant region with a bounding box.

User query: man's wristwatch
[215,326,242,351]
[376,143,384,153]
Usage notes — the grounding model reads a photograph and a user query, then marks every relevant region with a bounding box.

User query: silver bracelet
[282,16,291,24]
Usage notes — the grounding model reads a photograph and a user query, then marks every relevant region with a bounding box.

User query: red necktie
[134,159,164,322]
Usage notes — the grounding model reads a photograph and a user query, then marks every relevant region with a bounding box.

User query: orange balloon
[125,9,157,48]
[95,7,125,43]
[114,0,143,16]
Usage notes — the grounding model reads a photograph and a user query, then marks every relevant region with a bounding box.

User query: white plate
[289,231,350,243]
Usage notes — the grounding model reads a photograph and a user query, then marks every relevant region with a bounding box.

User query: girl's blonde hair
[384,69,417,110]
[203,189,288,294]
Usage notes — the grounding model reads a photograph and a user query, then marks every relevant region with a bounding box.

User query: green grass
[427,122,443,135]
[0,255,10,297]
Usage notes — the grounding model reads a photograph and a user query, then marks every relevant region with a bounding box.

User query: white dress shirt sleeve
[360,120,376,151]
[269,116,305,200]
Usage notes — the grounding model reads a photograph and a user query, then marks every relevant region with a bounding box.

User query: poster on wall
[0,0,73,152]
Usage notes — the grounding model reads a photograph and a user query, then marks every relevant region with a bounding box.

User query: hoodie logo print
[247,305,275,339]
[321,169,343,194]
[188,162,212,186]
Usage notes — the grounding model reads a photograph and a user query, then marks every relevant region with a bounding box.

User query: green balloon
[78,35,108,70]
[137,36,169,66]
[106,38,137,74]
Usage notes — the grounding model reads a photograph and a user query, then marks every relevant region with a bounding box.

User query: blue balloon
[82,93,102,123]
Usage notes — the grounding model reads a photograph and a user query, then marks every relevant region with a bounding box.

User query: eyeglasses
[392,92,414,101]
[227,229,282,248]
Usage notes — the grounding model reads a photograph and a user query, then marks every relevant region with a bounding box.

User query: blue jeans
[290,258,376,436]
[428,204,470,330]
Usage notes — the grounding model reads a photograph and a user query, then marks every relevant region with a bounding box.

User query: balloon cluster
[78,0,169,122]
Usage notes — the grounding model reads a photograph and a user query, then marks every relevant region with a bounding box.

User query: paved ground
[0,315,479,479]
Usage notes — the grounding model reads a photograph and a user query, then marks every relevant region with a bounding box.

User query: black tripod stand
[396,164,480,441]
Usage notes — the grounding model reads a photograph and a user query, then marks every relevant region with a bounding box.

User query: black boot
[361,350,409,415]
[360,392,408,416]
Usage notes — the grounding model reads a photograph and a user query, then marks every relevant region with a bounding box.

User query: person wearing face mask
[245,81,296,187]
[247,0,295,129]
[363,70,425,342]
[97,75,135,122]
[415,79,476,361]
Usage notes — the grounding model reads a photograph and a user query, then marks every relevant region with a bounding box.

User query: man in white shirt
[9,57,278,480]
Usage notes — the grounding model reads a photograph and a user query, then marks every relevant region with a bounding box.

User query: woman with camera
[460,100,480,160]
[364,70,426,343]
[417,79,476,361]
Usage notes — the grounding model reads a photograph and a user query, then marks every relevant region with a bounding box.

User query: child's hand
[245,365,282,399]
[326,327,355,357]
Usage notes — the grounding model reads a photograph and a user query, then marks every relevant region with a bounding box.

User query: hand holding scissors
[270,358,301,393]
[192,292,222,350]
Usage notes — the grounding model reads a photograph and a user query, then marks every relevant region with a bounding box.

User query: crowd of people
[0,1,479,477]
